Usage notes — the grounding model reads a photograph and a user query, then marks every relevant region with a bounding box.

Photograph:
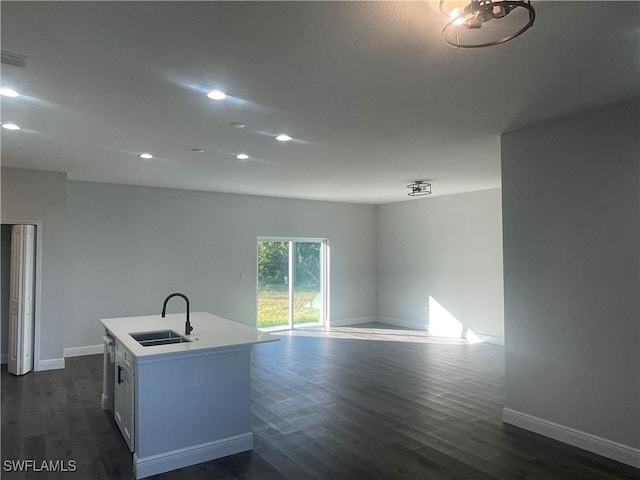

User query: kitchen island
[100,312,278,479]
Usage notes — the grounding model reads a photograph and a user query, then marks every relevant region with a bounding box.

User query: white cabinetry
[114,340,135,452]
[100,312,278,479]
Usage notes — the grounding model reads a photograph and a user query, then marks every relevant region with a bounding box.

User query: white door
[8,224,35,376]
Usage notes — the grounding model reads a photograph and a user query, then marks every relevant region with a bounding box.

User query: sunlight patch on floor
[272,296,485,345]
[275,326,480,345]
[428,296,481,343]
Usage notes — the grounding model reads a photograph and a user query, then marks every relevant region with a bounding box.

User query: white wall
[65,181,377,349]
[3,168,501,356]
[376,189,504,340]
[501,101,640,455]
[1,168,67,366]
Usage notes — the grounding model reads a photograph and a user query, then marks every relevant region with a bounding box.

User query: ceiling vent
[1,51,27,68]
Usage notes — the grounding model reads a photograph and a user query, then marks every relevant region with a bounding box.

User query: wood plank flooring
[2,325,638,479]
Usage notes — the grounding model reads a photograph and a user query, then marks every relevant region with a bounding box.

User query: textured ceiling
[1,1,638,204]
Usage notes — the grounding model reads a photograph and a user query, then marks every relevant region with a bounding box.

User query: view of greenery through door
[257,240,323,329]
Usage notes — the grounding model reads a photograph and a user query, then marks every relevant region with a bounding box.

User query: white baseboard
[1,353,64,369]
[378,316,505,345]
[11,346,100,370]
[36,358,65,371]
[64,344,103,358]
[330,316,378,327]
[476,334,504,346]
[133,432,253,479]
[503,408,640,468]
[378,316,428,331]
[101,393,112,411]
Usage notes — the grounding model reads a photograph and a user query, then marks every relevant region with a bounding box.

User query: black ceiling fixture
[407,181,432,197]
[439,0,535,49]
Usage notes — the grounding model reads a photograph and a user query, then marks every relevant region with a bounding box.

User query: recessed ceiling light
[0,88,19,98]
[236,153,249,160]
[139,153,153,159]
[275,134,292,142]
[2,123,21,130]
[230,122,246,129]
[190,148,205,153]
[207,90,227,100]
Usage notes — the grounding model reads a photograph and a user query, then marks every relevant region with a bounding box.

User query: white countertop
[101,312,279,360]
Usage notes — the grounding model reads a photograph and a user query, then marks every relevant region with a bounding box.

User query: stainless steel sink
[130,330,192,347]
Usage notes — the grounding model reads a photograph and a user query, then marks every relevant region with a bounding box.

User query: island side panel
[135,347,252,459]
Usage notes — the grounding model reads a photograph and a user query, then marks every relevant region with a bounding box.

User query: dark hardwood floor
[2,325,638,479]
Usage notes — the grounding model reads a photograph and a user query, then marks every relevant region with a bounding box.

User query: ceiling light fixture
[139,153,153,159]
[2,123,21,131]
[407,181,432,197]
[275,134,292,142]
[230,122,246,129]
[235,153,249,160]
[439,0,535,48]
[207,90,227,100]
[0,88,20,97]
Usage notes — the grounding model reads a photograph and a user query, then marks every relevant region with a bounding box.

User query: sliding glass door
[257,238,326,330]
[257,240,290,330]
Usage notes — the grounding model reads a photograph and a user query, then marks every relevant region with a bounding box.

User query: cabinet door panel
[114,361,135,452]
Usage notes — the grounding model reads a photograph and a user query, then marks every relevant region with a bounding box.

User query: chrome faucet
[161,293,193,335]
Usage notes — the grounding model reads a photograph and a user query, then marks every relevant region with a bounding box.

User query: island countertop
[101,312,278,361]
